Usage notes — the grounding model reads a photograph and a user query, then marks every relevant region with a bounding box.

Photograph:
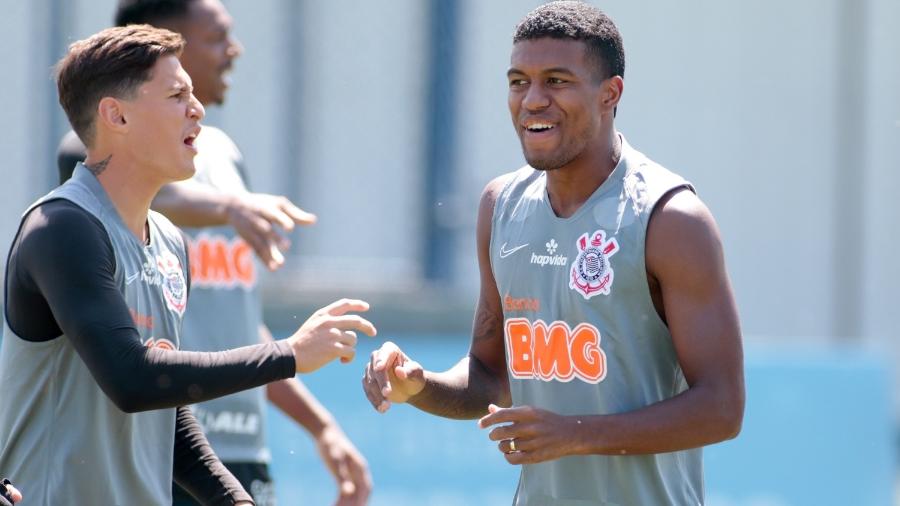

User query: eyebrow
[168,83,193,93]
[507,67,577,77]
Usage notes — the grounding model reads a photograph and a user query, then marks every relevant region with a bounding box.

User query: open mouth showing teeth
[525,123,555,132]
[184,134,197,146]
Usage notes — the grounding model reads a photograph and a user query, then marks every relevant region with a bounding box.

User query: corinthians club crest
[569,229,619,300]
[157,251,187,316]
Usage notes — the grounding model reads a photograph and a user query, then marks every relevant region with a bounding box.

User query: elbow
[714,392,745,442]
[102,382,150,414]
[108,390,141,414]
[720,410,743,441]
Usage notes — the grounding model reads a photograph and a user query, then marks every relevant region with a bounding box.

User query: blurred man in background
[56,1,372,505]
[363,2,744,504]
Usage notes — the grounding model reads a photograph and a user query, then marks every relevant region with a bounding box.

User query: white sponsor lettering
[530,252,568,267]
[195,409,261,435]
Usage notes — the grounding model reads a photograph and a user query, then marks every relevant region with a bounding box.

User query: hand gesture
[478,404,582,465]
[362,341,425,413]
[288,299,377,373]
[226,192,317,271]
[315,424,372,506]
[0,479,21,506]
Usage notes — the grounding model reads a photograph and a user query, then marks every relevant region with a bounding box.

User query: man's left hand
[479,404,584,465]
[315,424,372,505]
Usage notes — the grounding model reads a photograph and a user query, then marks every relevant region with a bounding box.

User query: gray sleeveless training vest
[490,135,702,506]
[0,164,188,505]
[179,126,269,463]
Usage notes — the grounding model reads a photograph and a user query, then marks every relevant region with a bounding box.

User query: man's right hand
[225,192,317,271]
[362,341,426,412]
[287,299,377,373]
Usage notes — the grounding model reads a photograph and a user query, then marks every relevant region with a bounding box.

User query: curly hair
[514,1,625,82]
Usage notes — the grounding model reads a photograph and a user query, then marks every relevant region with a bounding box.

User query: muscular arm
[6,201,296,414]
[572,189,744,454]
[405,176,512,419]
[172,406,252,505]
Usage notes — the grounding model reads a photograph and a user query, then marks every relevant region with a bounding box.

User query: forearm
[573,382,743,455]
[151,181,233,228]
[81,334,296,413]
[409,355,509,420]
[260,324,333,435]
[173,406,253,505]
[267,378,334,437]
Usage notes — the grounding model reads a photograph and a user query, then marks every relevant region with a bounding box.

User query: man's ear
[600,75,624,113]
[96,97,129,134]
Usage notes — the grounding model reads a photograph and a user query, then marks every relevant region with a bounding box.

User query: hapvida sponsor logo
[530,238,567,267]
[530,252,568,267]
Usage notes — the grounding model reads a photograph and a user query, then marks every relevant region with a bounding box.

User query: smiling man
[363,2,744,505]
[0,25,374,505]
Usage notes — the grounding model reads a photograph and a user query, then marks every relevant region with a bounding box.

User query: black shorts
[172,461,276,506]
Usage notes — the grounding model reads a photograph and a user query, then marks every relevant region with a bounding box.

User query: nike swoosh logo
[499,242,529,258]
[125,272,140,285]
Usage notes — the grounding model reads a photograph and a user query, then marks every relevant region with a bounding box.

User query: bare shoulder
[479,172,516,210]
[646,188,726,280]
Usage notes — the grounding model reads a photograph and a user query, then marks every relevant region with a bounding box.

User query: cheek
[508,95,518,114]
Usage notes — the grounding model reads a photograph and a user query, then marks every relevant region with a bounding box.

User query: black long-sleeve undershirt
[174,406,252,505]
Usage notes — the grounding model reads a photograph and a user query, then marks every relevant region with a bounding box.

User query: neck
[545,129,621,218]
[83,151,162,243]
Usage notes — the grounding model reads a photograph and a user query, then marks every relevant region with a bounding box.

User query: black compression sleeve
[173,406,253,505]
[8,200,296,413]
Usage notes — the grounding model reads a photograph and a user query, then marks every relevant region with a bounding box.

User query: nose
[522,82,550,112]
[227,35,243,59]
[188,93,205,121]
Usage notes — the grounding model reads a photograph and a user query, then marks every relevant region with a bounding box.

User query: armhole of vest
[179,228,192,300]
[641,183,695,233]
[3,205,36,329]
[488,172,521,276]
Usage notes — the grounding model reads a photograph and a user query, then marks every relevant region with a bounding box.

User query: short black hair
[114,0,194,27]
[514,1,625,81]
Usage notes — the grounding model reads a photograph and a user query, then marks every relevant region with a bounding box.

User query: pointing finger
[322,298,370,316]
[331,315,377,337]
[282,201,318,226]
[478,404,530,429]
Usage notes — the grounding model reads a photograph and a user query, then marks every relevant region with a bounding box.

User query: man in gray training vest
[0,25,375,505]
[362,2,744,505]
[57,1,372,504]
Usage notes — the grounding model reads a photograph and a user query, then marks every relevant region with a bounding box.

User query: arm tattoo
[472,304,502,344]
[408,303,508,419]
[85,155,111,176]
